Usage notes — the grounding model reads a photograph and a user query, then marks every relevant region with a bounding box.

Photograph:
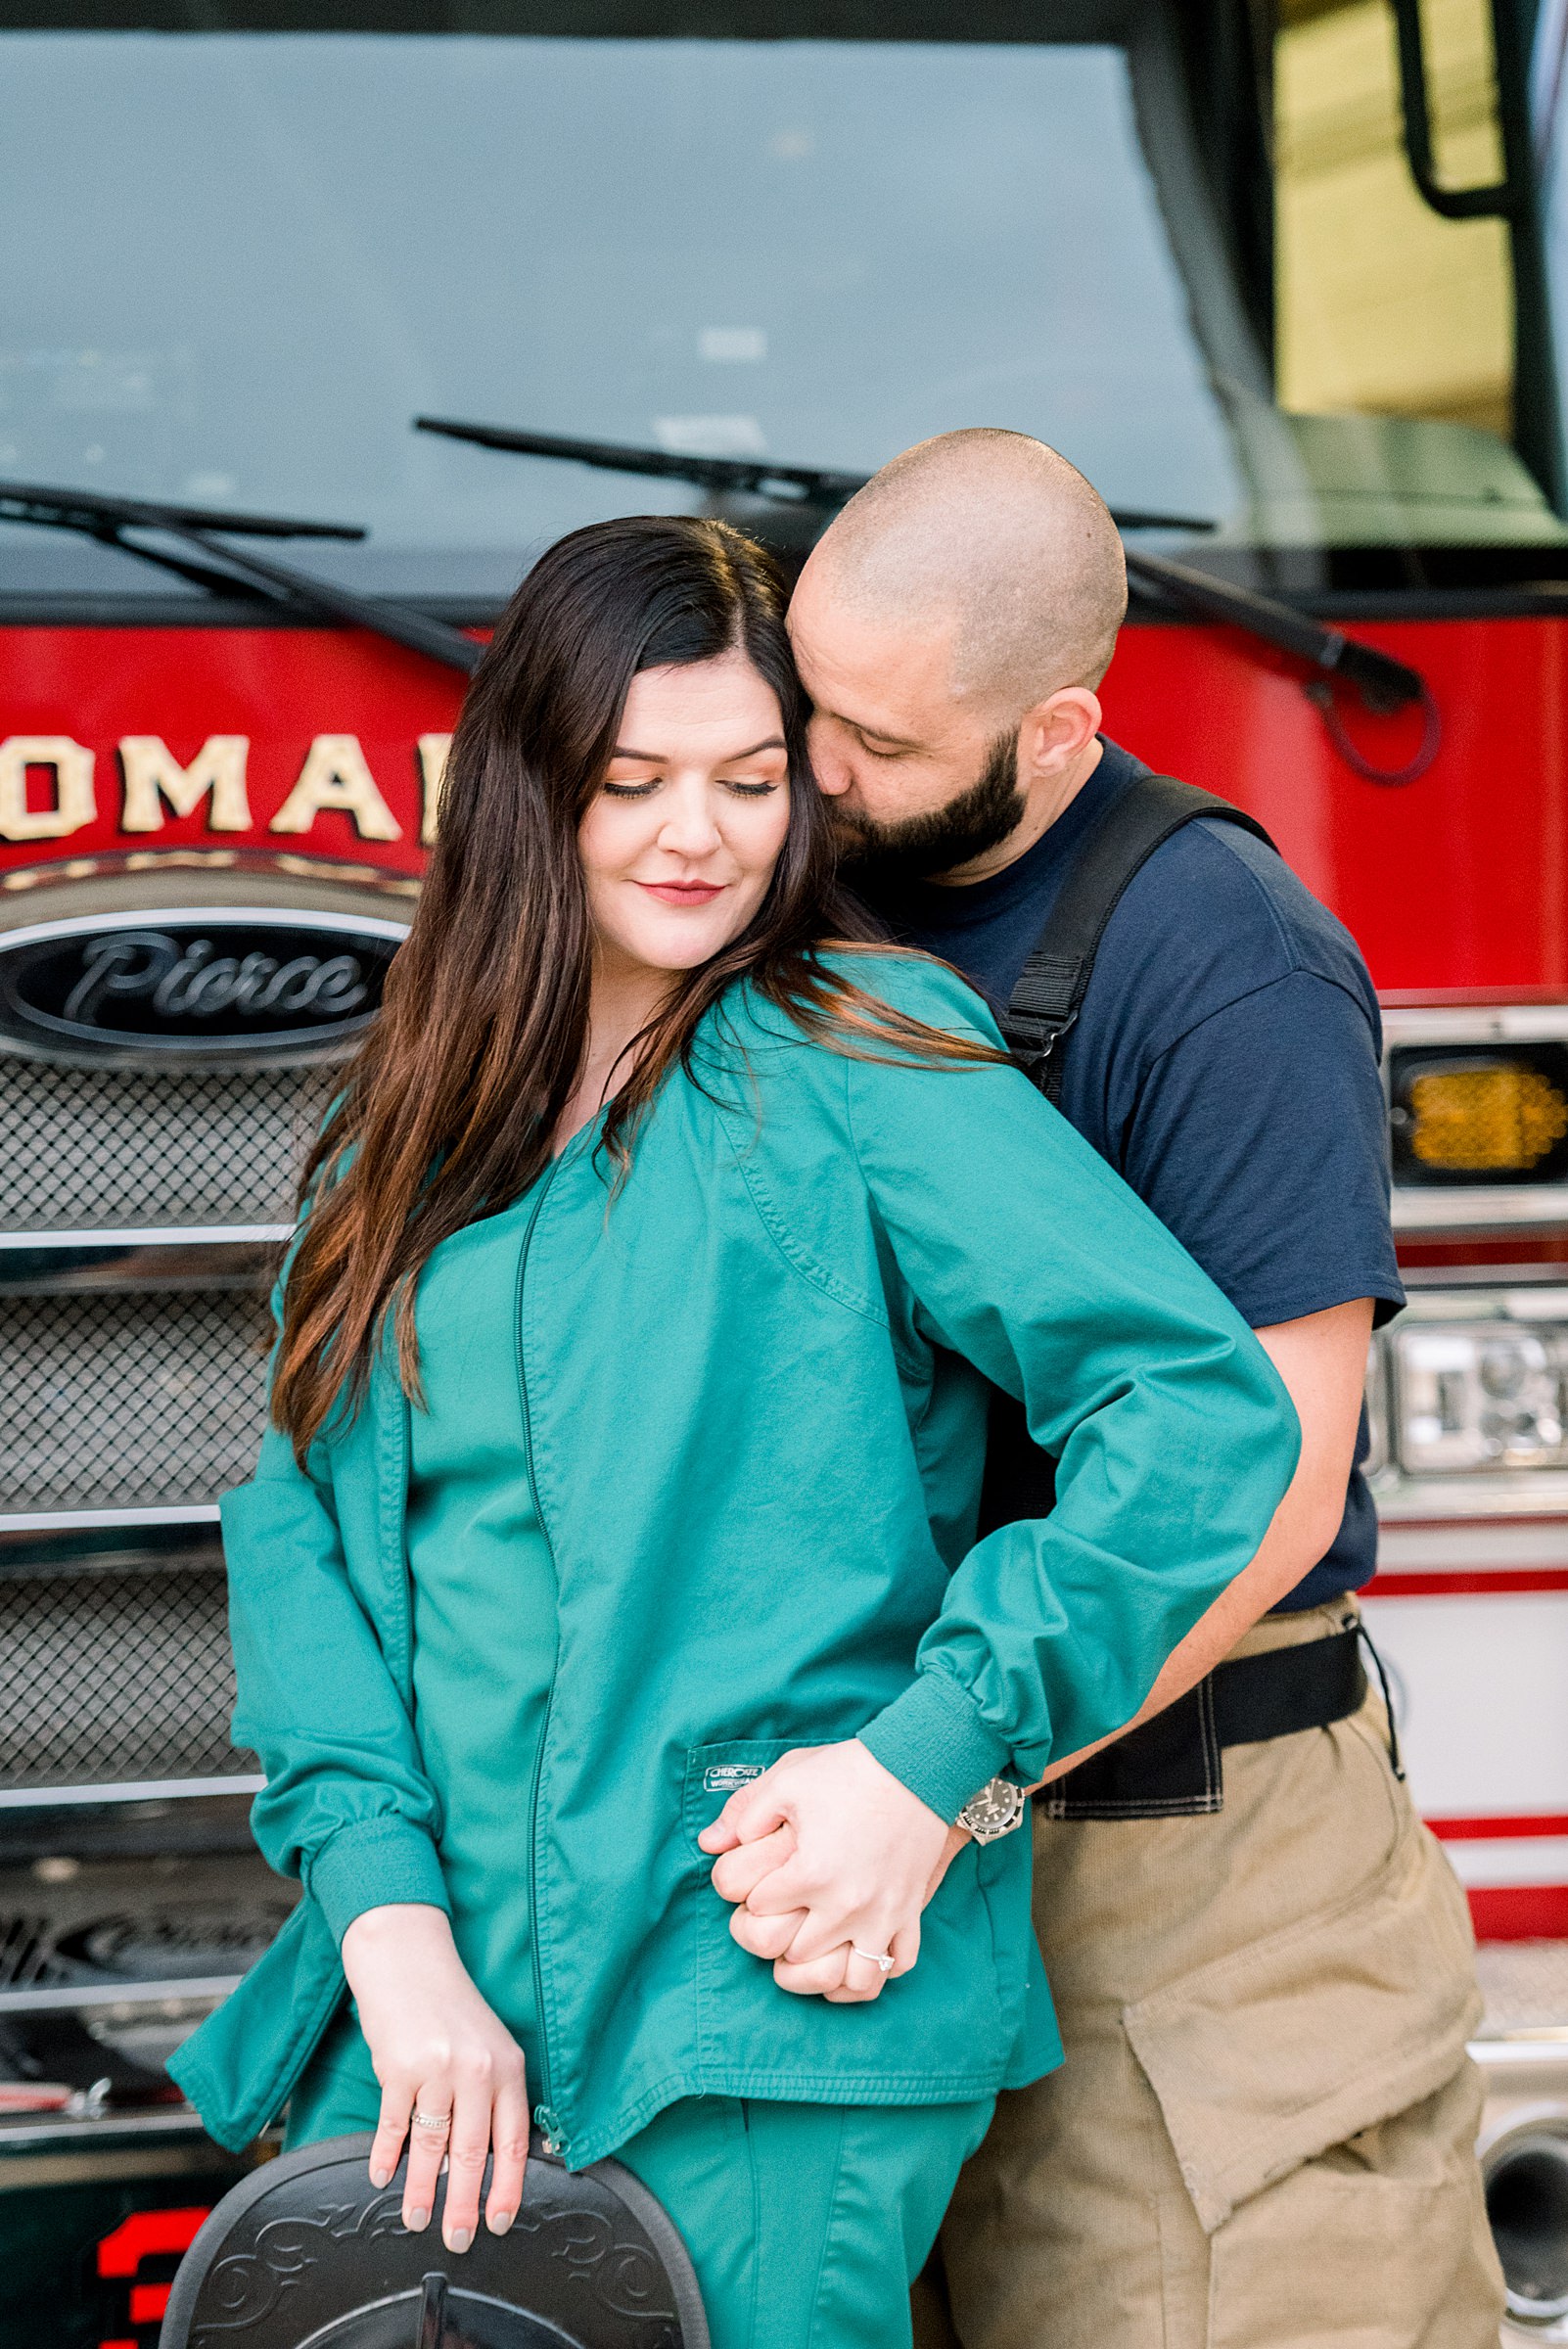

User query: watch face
[962,1779,1026,1839]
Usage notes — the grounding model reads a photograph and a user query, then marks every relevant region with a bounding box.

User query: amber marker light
[1390,1047,1568,1184]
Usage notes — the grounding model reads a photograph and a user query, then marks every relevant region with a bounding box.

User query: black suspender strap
[1000,772,1278,1101]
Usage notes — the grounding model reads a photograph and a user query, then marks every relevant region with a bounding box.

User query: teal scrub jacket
[169,951,1300,2168]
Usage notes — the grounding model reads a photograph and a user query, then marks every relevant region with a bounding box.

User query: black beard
[832,731,1025,886]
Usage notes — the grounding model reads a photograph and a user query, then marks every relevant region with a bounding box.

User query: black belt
[1038,1622,1376,1821]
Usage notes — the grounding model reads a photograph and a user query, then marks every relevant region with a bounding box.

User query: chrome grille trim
[0,1508,221,1533]
[0,1237,286,1298]
[0,1226,293,1248]
[0,1977,245,2015]
[0,1777,263,1809]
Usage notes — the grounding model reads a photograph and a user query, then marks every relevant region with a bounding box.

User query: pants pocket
[1204,2063,1503,2349]
[1123,1810,1482,2233]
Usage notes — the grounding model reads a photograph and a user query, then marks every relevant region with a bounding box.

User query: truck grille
[0,1566,253,1790]
[0,1026,333,1798]
[0,1053,335,1230]
[0,1290,273,1514]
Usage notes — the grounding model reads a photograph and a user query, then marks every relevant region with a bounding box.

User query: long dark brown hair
[271,514,1000,1460]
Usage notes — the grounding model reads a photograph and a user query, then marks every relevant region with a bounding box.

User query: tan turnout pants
[914,1603,1506,2349]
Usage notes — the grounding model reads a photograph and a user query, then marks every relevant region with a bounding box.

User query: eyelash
[601,778,780,800]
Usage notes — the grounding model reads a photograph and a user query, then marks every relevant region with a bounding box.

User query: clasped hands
[342,1740,967,2255]
[697,1737,968,2004]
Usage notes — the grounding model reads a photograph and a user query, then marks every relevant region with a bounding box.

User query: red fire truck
[3,0,1568,2337]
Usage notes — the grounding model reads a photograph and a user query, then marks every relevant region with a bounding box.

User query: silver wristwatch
[955,1776,1029,1844]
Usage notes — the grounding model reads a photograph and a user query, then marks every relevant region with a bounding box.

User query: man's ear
[1019,685,1102,780]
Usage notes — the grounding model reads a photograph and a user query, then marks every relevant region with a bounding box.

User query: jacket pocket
[681,1736,814,1856]
[1123,1806,1482,2234]
[680,1736,1021,2099]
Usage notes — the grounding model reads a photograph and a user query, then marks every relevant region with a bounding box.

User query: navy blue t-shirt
[859,737,1405,1610]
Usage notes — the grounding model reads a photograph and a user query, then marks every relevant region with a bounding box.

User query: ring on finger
[850,1945,895,1974]
[410,2107,452,2132]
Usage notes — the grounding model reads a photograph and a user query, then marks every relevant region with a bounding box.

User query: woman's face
[578,649,792,980]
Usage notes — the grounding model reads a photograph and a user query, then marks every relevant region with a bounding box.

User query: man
[782,431,1504,2349]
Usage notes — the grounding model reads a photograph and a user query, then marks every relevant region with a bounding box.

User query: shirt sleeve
[841,959,1303,1820]
[1111,970,1406,1331]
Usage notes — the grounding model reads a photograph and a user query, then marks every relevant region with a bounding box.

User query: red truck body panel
[6,612,1562,995]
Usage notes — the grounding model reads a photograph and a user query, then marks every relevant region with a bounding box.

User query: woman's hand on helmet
[341,1902,530,2252]
[699,1739,959,2002]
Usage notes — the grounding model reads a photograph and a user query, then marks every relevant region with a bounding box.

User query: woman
[171,516,1298,2349]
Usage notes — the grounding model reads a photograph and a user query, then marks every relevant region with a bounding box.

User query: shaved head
[789,431,1127,886]
[806,428,1127,716]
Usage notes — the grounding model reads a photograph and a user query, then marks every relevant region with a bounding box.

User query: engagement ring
[410,2108,451,2131]
[851,1946,895,1973]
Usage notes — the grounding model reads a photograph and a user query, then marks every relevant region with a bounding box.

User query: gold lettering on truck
[0,737,96,841]
[418,732,452,846]
[269,734,402,841]
[118,735,253,833]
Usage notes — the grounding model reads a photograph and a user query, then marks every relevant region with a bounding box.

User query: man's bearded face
[829,729,1024,884]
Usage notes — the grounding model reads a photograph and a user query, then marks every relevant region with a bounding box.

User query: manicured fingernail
[406,2205,430,2232]
[369,2166,391,2189]
[447,2226,473,2254]
[488,2209,514,2235]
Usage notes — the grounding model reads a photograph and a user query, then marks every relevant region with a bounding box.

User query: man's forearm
[1035,1297,1375,1786]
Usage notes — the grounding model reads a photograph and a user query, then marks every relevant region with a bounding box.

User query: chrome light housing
[1369,1283,1568,1517]
[1393,1317,1568,1473]
[1384,1008,1568,1232]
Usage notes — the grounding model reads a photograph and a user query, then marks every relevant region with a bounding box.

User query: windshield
[2,4,1563,606]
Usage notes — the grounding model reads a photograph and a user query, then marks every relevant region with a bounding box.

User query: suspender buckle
[1004,1007,1078,1085]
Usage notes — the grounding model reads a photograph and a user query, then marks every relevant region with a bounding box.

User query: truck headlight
[1391,1320,1568,1471]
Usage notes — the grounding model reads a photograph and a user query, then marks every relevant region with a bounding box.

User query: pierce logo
[64,933,370,1028]
[0,911,404,1056]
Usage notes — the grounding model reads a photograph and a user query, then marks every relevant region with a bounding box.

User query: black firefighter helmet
[159,2130,709,2349]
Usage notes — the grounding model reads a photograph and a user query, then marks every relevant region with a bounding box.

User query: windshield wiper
[418,417,870,515]
[414,416,1428,740]
[0,481,481,674]
[415,415,1211,535]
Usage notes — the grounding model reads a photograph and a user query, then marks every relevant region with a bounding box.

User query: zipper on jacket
[527,1688,563,2155]
[516,1156,567,2158]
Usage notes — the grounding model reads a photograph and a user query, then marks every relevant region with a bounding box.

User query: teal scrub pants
[287,2016,992,2349]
